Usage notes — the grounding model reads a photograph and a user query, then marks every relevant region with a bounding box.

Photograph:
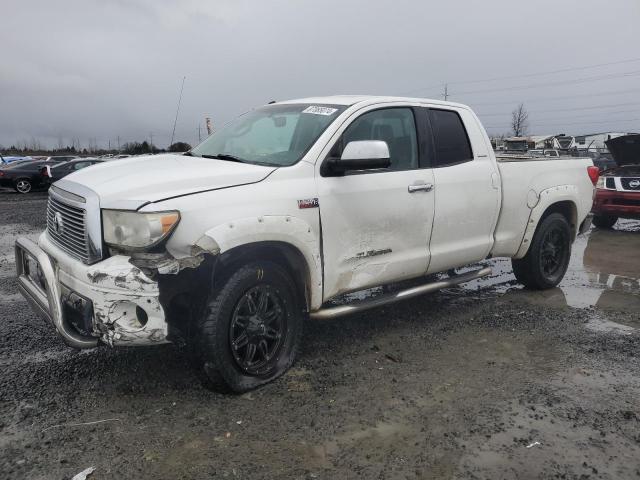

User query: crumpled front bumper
[15,233,169,348]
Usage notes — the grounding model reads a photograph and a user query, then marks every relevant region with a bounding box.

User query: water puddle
[585,315,636,335]
[461,221,640,314]
[327,222,640,319]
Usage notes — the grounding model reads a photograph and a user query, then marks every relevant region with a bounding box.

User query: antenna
[170,76,186,146]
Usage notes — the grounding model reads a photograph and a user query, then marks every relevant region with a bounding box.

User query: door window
[341,108,418,171]
[428,109,473,167]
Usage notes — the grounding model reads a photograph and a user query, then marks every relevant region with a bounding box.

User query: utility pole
[149,133,154,152]
[198,125,202,142]
[443,83,449,101]
[117,136,120,152]
[170,76,186,146]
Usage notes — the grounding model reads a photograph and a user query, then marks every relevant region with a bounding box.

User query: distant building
[573,132,637,153]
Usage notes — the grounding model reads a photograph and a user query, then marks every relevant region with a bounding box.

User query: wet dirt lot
[1,190,639,480]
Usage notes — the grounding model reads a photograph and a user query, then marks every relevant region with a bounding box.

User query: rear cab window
[428,109,474,167]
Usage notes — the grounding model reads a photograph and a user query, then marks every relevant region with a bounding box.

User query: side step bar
[309,267,492,320]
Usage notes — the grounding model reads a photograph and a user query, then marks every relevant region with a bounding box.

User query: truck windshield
[190,103,346,167]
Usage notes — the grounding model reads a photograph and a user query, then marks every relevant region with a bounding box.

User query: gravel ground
[1,189,639,480]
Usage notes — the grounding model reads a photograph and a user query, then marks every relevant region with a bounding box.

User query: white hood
[57,154,277,209]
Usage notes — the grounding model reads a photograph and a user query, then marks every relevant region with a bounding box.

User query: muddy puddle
[332,220,640,327]
[460,220,640,324]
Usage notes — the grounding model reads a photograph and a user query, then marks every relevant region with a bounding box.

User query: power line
[485,117,640,129]
[452,70,640,96]
[399,57,640,95]
[476,101,640,117]
[467,87,640,107]
[491,109,640,123]
[448,57,640,86]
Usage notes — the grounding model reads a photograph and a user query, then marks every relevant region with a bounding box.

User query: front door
[316,106,435,300]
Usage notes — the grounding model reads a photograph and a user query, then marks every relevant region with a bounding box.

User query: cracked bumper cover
[15,233,169,348]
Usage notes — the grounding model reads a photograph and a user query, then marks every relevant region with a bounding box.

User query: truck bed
[490,156,594,258]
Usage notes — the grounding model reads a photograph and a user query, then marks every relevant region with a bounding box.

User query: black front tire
[192,261,303,393]
[512,213,572,290]
[592,214,618,229]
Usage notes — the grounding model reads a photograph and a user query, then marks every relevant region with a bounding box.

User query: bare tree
[511,103,529,137]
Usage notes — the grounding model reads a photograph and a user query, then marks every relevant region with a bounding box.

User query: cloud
[1,0,639,149]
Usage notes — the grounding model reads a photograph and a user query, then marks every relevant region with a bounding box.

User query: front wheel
[14,178,32,194]
[592,214,617,229]
[512,213,572,290]
[192,261,303,393]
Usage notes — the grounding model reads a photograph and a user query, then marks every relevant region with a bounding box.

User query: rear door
[317,105,436,299]
[421,107,501,274]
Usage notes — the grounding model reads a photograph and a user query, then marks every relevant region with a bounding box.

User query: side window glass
[74,162,89,170]
[342,108,418,171]
[428,109,473,167]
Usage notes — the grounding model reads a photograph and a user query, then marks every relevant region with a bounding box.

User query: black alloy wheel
[539,227,570,279]
[512,212,572,290]
[193,261,303,393]
[229,285,286,375]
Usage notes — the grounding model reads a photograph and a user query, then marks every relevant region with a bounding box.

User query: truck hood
[605,134,640,166]
[57,154,277,209]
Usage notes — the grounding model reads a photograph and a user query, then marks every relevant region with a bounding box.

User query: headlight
[102,209,180,249]
[595,177,605,189]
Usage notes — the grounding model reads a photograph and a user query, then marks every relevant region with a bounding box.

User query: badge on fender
[297,198,319,209]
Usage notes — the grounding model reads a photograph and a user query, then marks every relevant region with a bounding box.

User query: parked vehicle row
[0,157,101,193]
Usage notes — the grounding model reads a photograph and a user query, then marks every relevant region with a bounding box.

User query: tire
[592,214,618,229]
[512,212,572,290]
[192,261,303,393]
[14,178,32,194]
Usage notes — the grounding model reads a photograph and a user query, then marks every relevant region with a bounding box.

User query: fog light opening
[136,306,149,327]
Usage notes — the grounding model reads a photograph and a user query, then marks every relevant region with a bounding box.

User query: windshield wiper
[183,151,195,156]
[200,153,247,163]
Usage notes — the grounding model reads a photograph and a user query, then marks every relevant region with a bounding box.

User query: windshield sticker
[302,106,338,116]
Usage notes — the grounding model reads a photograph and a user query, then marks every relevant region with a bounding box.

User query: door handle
[408,183,434,193]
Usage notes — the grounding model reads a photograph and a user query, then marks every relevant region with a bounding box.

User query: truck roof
[277,95,470,109]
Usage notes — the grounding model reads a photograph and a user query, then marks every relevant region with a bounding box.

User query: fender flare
[514,184,579,259]
[197,215,323,309]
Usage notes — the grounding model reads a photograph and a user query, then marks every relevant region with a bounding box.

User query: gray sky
[2,0,639,149]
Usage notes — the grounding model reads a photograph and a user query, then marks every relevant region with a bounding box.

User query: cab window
[341,108,418,171]
[428,109,473,167]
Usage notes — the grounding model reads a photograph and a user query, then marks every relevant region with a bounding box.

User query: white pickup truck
[16,96,598,392]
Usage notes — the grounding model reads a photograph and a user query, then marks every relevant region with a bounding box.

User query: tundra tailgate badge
[298,198,319,209]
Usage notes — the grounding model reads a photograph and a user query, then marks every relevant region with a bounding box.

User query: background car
[43,155,79,162]
[41,158,103,185]
[1,155,34,164]
[0,158,69,193]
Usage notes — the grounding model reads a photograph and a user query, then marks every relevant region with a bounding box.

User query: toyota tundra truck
[15,96,598,392]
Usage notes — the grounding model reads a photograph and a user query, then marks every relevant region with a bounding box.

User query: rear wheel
[14,178,32,194]
[192,261,303,393]
[512,213,572,290]
[592,214,617,229]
